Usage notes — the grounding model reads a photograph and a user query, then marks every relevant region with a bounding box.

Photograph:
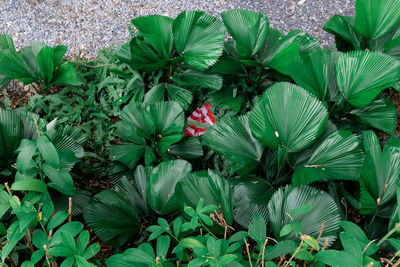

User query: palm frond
[249,82,328,152]
[336,50,400,108]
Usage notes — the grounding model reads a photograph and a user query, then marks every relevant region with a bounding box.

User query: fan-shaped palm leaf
[147,160,192,215]
[323,15,362,51]
[230,177,274,228]
[83,190,140,247]
[384,38,400,60]
[354,0,400,39]
[336,50,400,108]
[173,69,223,90]
[131,15,173,59]
[203,115,264,175]
[268,185,341,245]
[143,83,193,109]
[350,97,397,134]
[249,82,328,152]
[111,101,184,169]
[176,170,233,225]
[173,10,225,70]
[292,131,364,186]
[289,50,330,100]
[221,9,269,60]
[0,33,15,51]
[256,29,300,75]
[360,131,400,215]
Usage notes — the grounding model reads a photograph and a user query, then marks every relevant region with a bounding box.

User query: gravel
[0,0,355,57]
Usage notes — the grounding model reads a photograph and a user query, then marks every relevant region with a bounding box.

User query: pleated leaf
[354,0,400,39]
[360,131,400,215]
[131,15,173,58]
[336,50,400,108]
[231,177,274,228]
[323,15,361,51]
[173,10,225,70]
[168,137,203,159]
[37,46,55,86]
[51,62,82,86]
[292,131,364,185]
[249,82,328,152]
[203,115,264,175]
[268,185,341,245]
[144,84,193,110]
[0,49,37,84]
[256,29,300,75]
[147,160,192,215]
[0,110,24,168]
[221,9,269,59]
[0,33,15,51]
[350,97,397,134]
[289,50,330,99]
[83,190,140,247]
[129,36,167,72]
[173,69,223,90]
[384,38,400,60]
[176,170,233,225]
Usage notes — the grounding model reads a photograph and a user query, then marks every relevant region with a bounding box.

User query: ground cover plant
[2,0,400,266]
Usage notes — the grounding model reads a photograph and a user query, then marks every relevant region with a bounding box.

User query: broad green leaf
[106,247,154,266]
[354,0,400,39]
[315,250,362,267]
[268,185,341,245]
[173,10,225,70]
[11,179,47,193]
[249,82,328,152]
[173,69,223,90]
[203,115,264,175]
[221,9,269,59]
[350,97,397,134]
[180,238,205,248]
[292,131,364,185]
[248,213,266,246]
[47,211,68,231]
[289,50,330,100]
[42,163,76,196]
[0,49,36,83]
[230,177,274,228]
[360,131,400,215]
[148,160,192,214]
[256,29,300,75]
[323,15,361,51]
[51,62,82,86]
[0,33,15,51]
[132,15,173,58]
[176,170,233,225]
[83,190,140,247]
[336,50,400,108]
[37,46,54,85]
[37,135,60,168]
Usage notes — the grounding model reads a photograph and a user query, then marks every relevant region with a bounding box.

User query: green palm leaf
[143,84,193,109]
[350,97,397,134]
[336,50,400,108]
[115,166,150,217]
[147,160,192,215]
[203,115,264,175]
[176,170,233,225]
[173,10,225,70]
[83,190,140,247]
[231,177,274,228]
[221,9,269,60]
[268,185,341,245]
[292,131,364,185]
[173,69,223,90]
[354,0,400,39]
[129,37,167,72]
[323,15,362,51]
[131,15,173,58]
[289,50,330,100]
[0,33,15,51]
[37,46,55,85]
[256,29,300,75]
[249,82,328,152]
[168,137,203,159]
[384,38,400,59]
[51,62,82,87]
[360,131,400,215]
[0,49,36,84]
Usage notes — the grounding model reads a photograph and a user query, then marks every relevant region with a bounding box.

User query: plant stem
[377,223,400,246]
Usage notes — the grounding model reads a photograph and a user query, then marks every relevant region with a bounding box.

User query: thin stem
[199,221,218,239]
[377,223,400,246]
[244,239,253,267]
